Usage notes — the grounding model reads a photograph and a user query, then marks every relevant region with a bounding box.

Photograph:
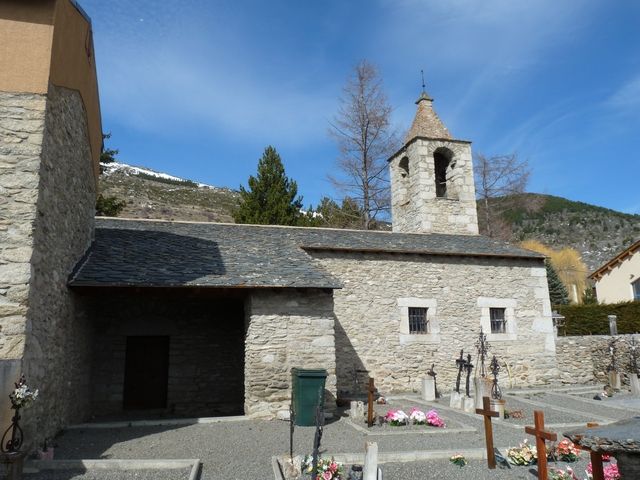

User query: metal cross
[475,328,491,378]
[427,363,440,398]
[455,349,466,394]
[464,353,474,398]
[490,355,502,400]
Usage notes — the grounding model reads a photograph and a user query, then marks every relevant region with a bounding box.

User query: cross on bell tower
[388,77,479,235]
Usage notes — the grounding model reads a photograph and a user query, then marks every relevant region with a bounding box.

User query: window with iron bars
[408,307,429,334]
[490,307,506,334]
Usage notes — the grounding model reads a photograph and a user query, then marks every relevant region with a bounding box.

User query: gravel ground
[49,387,636,480]
[380,457,595,480]
[539,392,640,420]
[24,469,192,480]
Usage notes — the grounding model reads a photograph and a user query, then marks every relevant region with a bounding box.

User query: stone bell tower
[389,90,479,235]
[0,0,101,444]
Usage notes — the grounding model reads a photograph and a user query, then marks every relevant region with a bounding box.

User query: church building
[0,0,557,444]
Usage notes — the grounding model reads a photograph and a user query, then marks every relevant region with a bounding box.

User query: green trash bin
[291,368,327,426]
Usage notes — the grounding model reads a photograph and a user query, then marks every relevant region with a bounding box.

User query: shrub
[556,301,640,335]
[96,194,126,217]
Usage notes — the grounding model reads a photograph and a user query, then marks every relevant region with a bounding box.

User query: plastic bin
[291,368,327,426]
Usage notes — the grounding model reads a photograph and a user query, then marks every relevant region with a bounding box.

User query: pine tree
[233,146,303,225]
[546,261,569,305]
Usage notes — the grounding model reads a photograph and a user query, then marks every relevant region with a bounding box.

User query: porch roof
[68,218,543,289]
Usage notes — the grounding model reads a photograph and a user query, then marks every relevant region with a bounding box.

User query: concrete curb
[66,415,250,429]
[26,458,201,479]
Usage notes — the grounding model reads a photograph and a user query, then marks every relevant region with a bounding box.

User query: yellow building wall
[0,0,102,178]
[595,252,640,303]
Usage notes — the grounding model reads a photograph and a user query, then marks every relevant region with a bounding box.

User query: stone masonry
[244,289,337,418]
[86,291,245,417]
[0,85,95,446]
[390,138,479,235]
[556,334,639,386]
[310,250,557,398]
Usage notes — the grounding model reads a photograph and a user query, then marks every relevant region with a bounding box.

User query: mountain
[482,193,640,271]
[99,162,239,223]
[98,162,640,272]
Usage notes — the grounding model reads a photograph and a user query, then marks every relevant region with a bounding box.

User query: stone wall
[556,334,638,385]
[245,289,337,418]
[0,85,96,446]
[390,139,478,235]
[87,291,245,417]
[0,91,47,363]
[311,251,556,397]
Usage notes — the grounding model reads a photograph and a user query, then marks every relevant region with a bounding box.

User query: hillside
[481,193,640,270]
[99,162,239,223]
[98,162,640,272]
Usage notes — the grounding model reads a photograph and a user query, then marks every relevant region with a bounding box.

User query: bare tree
[474,153,531,238]
[328,61,399,230]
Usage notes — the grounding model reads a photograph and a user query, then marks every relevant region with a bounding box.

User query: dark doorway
[123,336,170,410]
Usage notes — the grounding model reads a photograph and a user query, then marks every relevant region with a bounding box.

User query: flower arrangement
[504,409,524,419]
[384,409,409,426]
[9,376,38,410]
[384,408,445,427]
[409,407,426,424]
[449,454,467,467]
[549,467,579,480]
[555,439,581,462]
[586,462,620,480]
[506,440,538,466]
[302,456,344,480]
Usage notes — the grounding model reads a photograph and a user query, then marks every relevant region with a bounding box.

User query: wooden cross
[367,378,375,427]
[585,422,605,480]
[476,396,499,469]
[525,410,557,480]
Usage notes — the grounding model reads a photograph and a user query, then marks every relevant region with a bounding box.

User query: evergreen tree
[234,146,303,225]
[100,132,119,164]
[546,261,569,305]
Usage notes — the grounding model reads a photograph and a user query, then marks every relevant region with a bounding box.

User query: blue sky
[82,0,640,213]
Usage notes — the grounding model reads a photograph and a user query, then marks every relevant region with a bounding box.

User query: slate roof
[404,92,452,144]
[68,218,544,289]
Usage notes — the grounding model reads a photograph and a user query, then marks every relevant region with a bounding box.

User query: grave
[565,417,640,479]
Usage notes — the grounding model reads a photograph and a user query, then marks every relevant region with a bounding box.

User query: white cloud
[605,74,640,111]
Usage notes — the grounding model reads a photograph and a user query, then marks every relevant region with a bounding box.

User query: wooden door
[123,336,170,410]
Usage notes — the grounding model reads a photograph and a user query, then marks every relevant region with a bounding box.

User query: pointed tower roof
[404,91,452,144]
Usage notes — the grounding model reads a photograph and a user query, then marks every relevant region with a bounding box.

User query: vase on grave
[490,398,506,420]
[0,451,26,480]
[474,377,493,409]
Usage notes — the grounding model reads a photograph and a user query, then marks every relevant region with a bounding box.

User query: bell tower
[389,90,479,235]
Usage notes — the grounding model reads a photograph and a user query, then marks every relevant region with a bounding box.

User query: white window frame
[398,298,440,344]
[477,297,517,341]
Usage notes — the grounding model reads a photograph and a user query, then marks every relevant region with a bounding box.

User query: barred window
[490,308,506,334]
[408,307,428,334]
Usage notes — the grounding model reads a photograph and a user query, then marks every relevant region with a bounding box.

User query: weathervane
[421,69,426,93]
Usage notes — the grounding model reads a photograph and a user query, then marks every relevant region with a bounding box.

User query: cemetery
[2,322,637,479]
[1,2,640,480]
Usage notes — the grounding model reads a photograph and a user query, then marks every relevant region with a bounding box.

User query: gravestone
[608,315,618,336]
[363,442,378,480]
[450,390,463,409]
[631,374,640,397]
[350,401,365,419]
[474,377,492,409]
[608,371,622,390]
[422,377,436,401]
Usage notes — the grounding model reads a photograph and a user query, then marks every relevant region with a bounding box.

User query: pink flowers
[426,409,445,427]
[586,461,620,480]
[384,407,445,427]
